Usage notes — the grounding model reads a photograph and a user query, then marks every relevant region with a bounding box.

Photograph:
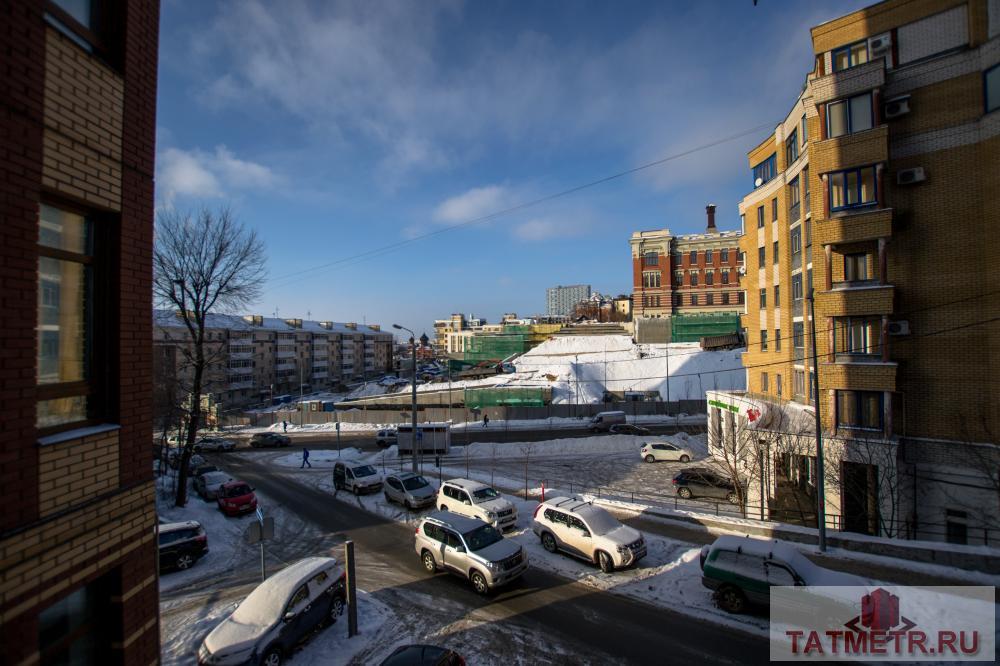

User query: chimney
[705,204,718,234]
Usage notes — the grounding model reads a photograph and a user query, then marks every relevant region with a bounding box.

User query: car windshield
[472,487,500,501]
[581,507,620,535]
[463,524,504,551]
[352,465,377,477]
[223,484,251,498]
[402,476,429,491]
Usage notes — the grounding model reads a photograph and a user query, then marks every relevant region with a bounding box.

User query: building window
[690,272,699,287]
[785,129,798,164]
[722,292,730,305]
[760,330,768,351]
[721,270,729,285]
[793,369,806,397]
[803,166,810,211]
[987,64,1000,113]
[832,40,869,72]
[758,246,766,268]
[689,250,697,264]
[737,291,745,304]
[674,272,684,286]
[833,316,880,357]
[721,248,729,262]
[757,206,765,228]
[793,322,805,348]
[46,0,116,59]
[826,93,873,138]
[654,296,660,307]
[844,253,869,282]
[771,197,778,222]
[773,241,779,262]
[775,328,782,351]
[706,293,714,305]
[801,113,808,144]
[740,213,746,233]
[38,204,99,431]
[690,294,699,306]
[776,374,783,397]
[829,166,877,211]
[836,390,883,430]
[706,271,714,286]
[643,251,658,265]
[792,274,804,301]
[675,294,682,307]
[705,248,713,263]
[642,271,661,288]
[761,371,769,392]
[752,153,777,188]
[759,289,767,308]
[774,285,780,306]
[39,576,112,664]
[790,227,802,255]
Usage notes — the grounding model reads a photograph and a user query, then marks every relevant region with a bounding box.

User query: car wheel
[440,504,448,512]
[597,551,614,574]
[726,491,739,505]
[175,553,194,570]
[539,532,558,553]
[470,571,489,595]
[677,487,693,499]
[717,585,747,614]
[421,550,437,573]
[261,646,282,666]
[328,595,345,624]
[644,454,655,463]
[679,454,691,463]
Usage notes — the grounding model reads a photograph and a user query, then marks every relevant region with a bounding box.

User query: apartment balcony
[313,351,328,359]
[312,361,328,369]
[814,208,892,247]
[276,360,296,371]
[810,59,885,106]
[312,371,328,379]
[816,284,894,318]
[811,126,888,173]
[821,360,897,392]
[228,351,253,360]
[228,380,254,390]
[227,366,252,374]
[276,350,296,359]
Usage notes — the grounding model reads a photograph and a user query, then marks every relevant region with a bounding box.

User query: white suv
[436,479,517,531]
[531,497,646,573]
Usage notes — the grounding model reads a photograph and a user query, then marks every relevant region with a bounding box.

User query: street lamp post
[806,289,827,552]
[393,324,418,473]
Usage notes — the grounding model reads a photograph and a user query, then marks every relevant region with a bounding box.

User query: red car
[216,481,257,516]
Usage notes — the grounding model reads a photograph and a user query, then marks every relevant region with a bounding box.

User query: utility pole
[806,289,827,552]
[393,324,419,473]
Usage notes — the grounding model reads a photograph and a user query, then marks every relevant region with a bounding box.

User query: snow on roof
[709,536,862,585]
[153,309,390,336]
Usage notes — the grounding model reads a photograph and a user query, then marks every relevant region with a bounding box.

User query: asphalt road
[220,454,768,665]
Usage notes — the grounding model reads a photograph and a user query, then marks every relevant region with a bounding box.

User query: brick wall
[38,430,120,516]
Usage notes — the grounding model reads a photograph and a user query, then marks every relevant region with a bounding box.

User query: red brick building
[630,205,744,318]
[0,1,161,662]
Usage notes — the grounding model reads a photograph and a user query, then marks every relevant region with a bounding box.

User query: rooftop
[153,309,390,336]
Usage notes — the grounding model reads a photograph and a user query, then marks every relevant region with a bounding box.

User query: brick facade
[0,1,161,663]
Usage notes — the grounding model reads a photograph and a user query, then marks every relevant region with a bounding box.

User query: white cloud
[432,185,509,224]
[512,216,583,242]
[156,145,277,206]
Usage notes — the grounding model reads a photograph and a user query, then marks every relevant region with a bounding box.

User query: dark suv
[672,467,740,504]
[158,520,208,572]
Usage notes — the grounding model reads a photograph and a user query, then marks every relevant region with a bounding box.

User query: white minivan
[587,410,627,433]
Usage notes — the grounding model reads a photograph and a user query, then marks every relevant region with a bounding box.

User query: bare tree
[154,208,267,506]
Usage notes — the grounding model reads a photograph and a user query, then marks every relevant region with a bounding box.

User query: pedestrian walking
[301,447,311,468]
[483,413,489,428]
[282,420,288,433]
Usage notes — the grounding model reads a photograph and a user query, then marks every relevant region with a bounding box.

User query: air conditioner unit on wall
[869,32,892,59]
[896,167,926,185]
[888,321,910,336]
[884,95,911,119]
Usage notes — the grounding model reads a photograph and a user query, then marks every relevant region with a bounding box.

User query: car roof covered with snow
[159,520,201,534]
[707,536,864,585]
[442,478,489,491]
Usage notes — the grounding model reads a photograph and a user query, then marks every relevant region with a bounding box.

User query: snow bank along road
[218,455,768,665]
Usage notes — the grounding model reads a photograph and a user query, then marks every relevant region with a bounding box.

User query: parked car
[384,472,436,509]
[332,460,383,495]
[158,520,208,573]
[587,410,626,433]
[641,440,693,463]
[531,497,646,573]
[672,467,741,504]
[608,423,651,435]
[193,464,221,478]
[699,535,866,614]
[194,436,237,453]
[250,433,291,448]
[195,471,232,501]
[375,428,397,447]
[415,511,528,595]
[436,479,517,531]
[379,645,465,666]
[199,556,346,666]
[217,481,258,517]
[168,451,207,472]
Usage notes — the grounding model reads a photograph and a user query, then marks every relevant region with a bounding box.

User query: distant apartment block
[154,311,394,410]
[546,284,591,316]
[630,205,744,319]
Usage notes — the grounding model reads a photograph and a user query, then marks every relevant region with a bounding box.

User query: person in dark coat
[301,447,311,468]
[483,414,489,428]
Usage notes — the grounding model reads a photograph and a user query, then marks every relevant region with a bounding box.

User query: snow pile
[347,382,389,400]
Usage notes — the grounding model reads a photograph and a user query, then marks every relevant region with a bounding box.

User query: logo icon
[845,587,916,634]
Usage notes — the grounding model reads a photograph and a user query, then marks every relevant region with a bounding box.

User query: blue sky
[156,0,870,337]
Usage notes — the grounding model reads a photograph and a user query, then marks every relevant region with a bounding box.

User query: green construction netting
[462,334,526,362]
[671,313,740,342]
[465,387,546,408]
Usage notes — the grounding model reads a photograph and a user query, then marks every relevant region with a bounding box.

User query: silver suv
[436,478,517,530]
[532,497,646,573]
[415,511,528,595]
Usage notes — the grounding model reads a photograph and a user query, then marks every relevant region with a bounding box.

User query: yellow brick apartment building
[709,0,1000,544]
[1,0,161,662]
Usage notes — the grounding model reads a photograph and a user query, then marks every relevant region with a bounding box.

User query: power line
[265,121,778,289]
